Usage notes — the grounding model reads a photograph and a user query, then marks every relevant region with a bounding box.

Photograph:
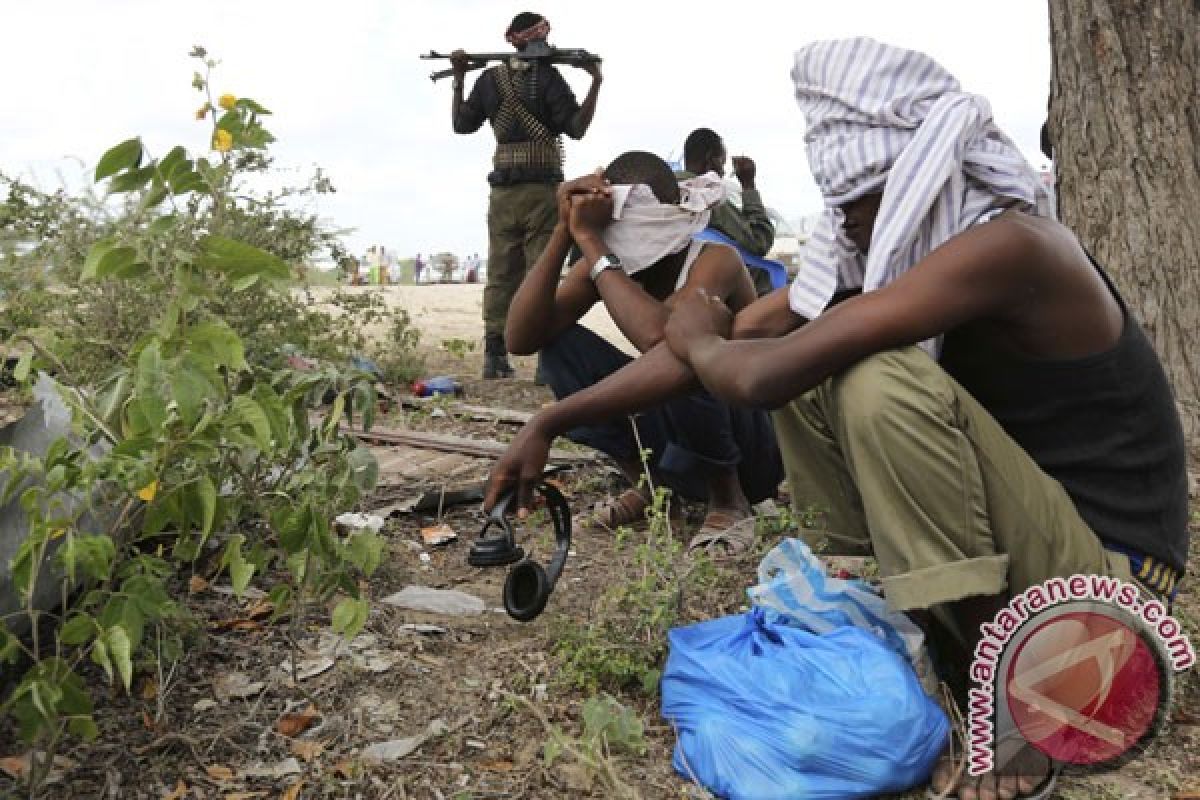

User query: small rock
[381,586,485,615]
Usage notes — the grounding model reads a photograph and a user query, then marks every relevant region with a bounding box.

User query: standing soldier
[450,11,603,379]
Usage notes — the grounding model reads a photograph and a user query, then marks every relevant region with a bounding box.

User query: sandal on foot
[687,511,757,560]
[575,488,649,532]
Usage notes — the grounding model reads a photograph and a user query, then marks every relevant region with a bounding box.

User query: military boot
[482,334,515,380]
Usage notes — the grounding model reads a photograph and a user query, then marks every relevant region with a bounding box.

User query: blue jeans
[539,325,783,503]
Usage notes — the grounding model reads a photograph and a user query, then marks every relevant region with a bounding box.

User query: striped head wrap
[788,37,1052,338]
[506,17,551,47]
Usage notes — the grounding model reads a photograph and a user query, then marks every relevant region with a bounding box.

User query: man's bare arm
[505,225,598,354]
[677,219,1040,408]
[484,342,697,512]
[565,63,603,139]
[731,286,805,339]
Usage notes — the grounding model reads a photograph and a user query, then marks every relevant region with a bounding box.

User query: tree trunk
[1048,0,1200,447]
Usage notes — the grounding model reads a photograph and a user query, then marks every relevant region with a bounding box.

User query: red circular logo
[1005,609,1162,765]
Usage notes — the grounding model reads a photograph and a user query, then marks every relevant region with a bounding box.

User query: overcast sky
[1,1,1053,261]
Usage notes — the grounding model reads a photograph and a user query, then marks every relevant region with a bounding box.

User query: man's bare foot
[929,742,1057,800]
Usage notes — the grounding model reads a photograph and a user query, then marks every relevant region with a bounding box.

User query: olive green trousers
[771,346,1133,614]
[484,183,558,338]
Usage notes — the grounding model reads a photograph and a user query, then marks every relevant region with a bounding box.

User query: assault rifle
[421,40,602,82]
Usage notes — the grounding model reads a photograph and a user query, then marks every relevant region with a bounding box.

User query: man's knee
[826,347,954,436]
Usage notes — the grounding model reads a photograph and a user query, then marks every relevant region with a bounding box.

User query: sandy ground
[322,283,638,358]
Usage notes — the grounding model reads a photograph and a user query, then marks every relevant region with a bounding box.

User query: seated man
[486,151,783,556]
[665,38,1188,800]
[677,128,777,296]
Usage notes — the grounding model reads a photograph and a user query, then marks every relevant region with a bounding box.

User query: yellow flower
[194,103,211,120]
[218,93,237,111]
[212,129,234,153]
[136,480,159,502]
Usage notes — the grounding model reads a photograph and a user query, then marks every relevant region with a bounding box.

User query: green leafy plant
[552,439,715,695]
[0,48,385,794]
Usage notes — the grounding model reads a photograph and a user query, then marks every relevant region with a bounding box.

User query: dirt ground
[1,285,1198,799]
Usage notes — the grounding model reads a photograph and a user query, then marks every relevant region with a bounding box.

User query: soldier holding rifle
[445,12,603,379]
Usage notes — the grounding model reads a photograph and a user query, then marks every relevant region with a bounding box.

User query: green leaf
[60,614,95,646]
[194,475,217,538]
[68,715,100,741]
[12,351,32,383]
[0,628,22,664]
[58,534,116,583]
[169,363,213,426]
[346,445,379,493]
[95,137,143,181]
[109,165,155,193]
[345,530,383,576]
[106,626,134,691]
[197,235,290,283]
[82,239,115,280]
[236,97,272,115]
[331,597,368,640]
[94,246,138,278]
[277,505,312,554]
[90,637,113,683]
[222,535,255,596]
[229,394,272,450]
[185,322,247,371]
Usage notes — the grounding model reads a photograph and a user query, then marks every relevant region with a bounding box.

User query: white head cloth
[788,37,1053,328]
[601,172,726,274]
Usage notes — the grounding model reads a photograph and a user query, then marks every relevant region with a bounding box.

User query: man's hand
[556,170,610,224]
[568,192,614,241]
[449,49,470,79]
[732,155,757,189]
[665,288,734,362]
[484,418,554,517]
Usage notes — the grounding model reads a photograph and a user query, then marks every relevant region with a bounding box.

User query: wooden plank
[345,425,596,464]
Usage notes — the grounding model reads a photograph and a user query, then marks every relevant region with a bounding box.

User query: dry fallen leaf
[420,522,457,546]
[142,710,158,731]
[243,598,275,619]
[140,677,160,700]
[0,755,28,779]
[276,704,319,737]
[205,764,236,782]
[163,779,188,800]
[280,779,304,800]
[188,574,209,594]
[480,759,515,772]
[331,759,356,779]
[289,739,326,762]
[223,793,267,800]
[214,672,265,700]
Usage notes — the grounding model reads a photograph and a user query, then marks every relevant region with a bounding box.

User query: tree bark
[1048,0,1200,446]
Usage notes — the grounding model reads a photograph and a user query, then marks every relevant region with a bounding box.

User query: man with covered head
[666,38,1188,799]
[484,151,782,557]
[449,12,603,379]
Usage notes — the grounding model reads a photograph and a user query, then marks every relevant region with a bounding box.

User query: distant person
[378,245,390,285]
[414,252,425,284]
[466,252,481,283]
[450,11,604,379]
[677,128,777,296]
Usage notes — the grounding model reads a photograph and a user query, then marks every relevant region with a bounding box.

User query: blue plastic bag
[749,539,935,692]
[661,608,948,799]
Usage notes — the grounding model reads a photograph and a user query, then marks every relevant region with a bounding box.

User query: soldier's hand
[450,49,470,78]
[732,156,757,189]
[580,61,603,81]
